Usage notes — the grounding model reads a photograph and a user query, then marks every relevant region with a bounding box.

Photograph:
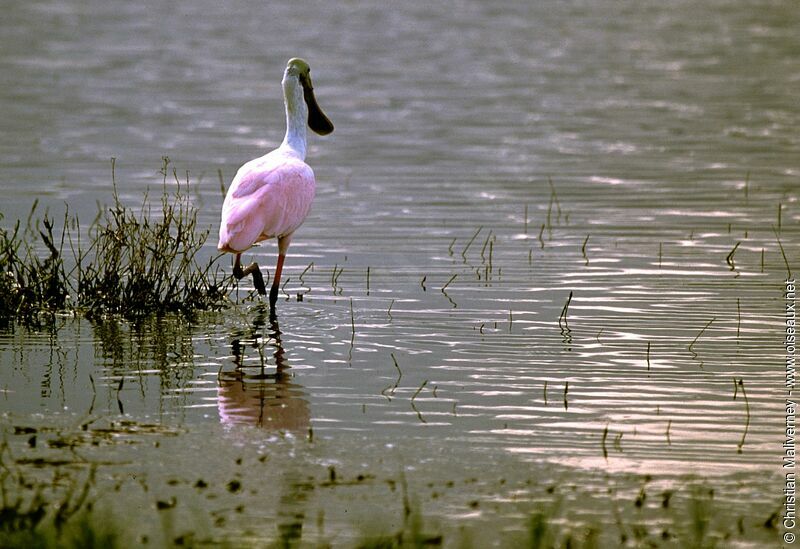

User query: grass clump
[0,207,70,328]
[0,158,233,326]
[76,159,230,319]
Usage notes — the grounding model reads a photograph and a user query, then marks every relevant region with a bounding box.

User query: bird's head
[284,58,334,136]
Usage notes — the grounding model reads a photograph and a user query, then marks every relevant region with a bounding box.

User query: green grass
[0,512,119,549]
[0,460,120,549]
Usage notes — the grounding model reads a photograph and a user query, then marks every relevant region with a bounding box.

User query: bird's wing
[218,157,315,252]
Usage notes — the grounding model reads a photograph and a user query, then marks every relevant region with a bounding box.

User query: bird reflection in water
[217,305,310,431]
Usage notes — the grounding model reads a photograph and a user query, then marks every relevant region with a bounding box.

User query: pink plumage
[218,152,315,254]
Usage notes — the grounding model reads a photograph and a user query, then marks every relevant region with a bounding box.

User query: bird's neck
[279,76,307,160]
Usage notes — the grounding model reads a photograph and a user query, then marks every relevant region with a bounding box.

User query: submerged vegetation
[0,455,119,549]
[0,159,232,327]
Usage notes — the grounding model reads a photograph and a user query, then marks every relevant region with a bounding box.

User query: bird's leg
[269,236,292,309]
[269,253,286,307]
[233,253,267,295]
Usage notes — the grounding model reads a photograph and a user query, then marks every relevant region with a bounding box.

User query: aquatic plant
[355,496,442,549]
[0,159,233,326]
[0,207,70,328]
[526,511,553,549]
[0,457,119,549]
[76,162,231,319]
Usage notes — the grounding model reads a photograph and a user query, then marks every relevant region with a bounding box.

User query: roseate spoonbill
[218,58,333,306]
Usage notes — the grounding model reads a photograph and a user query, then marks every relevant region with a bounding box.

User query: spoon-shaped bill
[300,73,334,135]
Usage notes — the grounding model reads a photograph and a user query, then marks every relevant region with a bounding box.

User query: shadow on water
[217,304,313,546]
[217,305,311,432]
